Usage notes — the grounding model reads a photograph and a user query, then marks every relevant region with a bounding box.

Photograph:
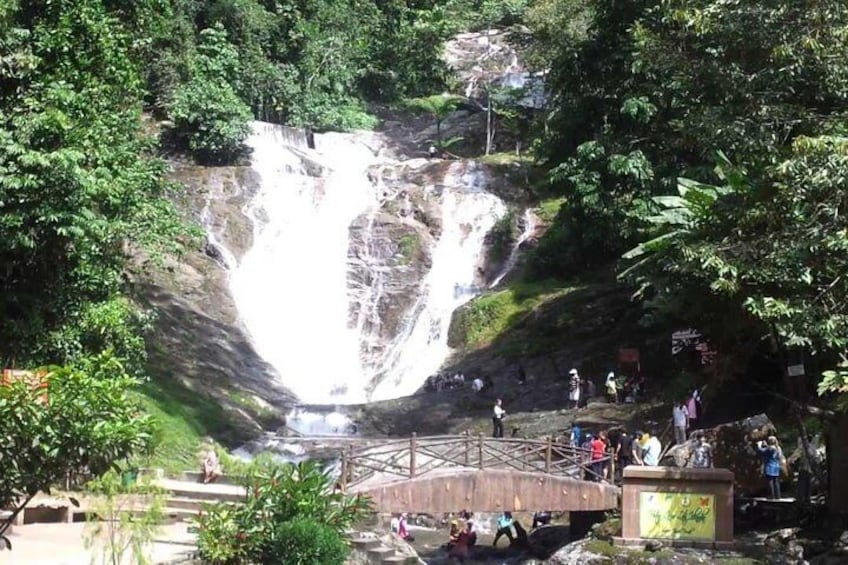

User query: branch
[0,492,37,539]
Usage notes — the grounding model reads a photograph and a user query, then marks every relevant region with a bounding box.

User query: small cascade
[285,406,358,436]
[489,208,537,288]
[369,162,506,400]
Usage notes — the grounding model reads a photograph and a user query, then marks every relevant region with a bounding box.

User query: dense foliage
[196,460,371,564]
[0,353,154,546]
[527,0,848,402]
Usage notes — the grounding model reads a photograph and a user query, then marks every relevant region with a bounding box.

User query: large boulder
[663,413,776,495]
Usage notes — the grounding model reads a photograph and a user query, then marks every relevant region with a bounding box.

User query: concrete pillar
[620,466,734,547]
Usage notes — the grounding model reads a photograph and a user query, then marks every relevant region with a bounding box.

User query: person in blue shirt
[757,435,783,499]
[492,511,514,547]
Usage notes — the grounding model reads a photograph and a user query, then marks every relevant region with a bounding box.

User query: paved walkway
[1,522,196,564]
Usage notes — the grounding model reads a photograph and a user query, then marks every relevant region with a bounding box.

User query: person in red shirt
[590,431,608,482]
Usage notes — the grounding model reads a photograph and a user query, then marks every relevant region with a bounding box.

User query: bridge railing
[339,434,611,491]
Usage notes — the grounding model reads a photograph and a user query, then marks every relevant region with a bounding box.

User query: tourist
[640,431,662,466]
[605,372,618,404]
[568,368,581,409]
[617,430,634,473]
[516,363,527,385]
[590,431,608,481]
[397,513,414,542]
[492,511,515,547]
[672,401,689,445]
[449,521,474,562]
[569,421,582,447]
[531,511,552,529]
[686,393,699,431]
[390,515,400,533]
[631,430,645,465]
[690,432,713,468]
[201,449,222,484]
[472,377,484,392]
[492,398,505,438]
[757,436,783,499]
[448,519,461,540]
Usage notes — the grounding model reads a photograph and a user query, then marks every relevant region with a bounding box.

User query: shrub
[195,460,371,565]
[267,519,349,565]
[168,78,251,164]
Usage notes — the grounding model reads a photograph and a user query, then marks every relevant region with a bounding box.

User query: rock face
[663,413,776,495]
[130,162,295,443]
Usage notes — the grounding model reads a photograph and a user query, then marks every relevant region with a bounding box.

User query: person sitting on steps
[201,449,222,484]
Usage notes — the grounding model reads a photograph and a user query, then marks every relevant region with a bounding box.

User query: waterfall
[369,162,506,400]
[489,208,537,289]
[223,122,508,404]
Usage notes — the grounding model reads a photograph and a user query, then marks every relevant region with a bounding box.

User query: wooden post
[340,450,348,492]
[545,436,553,474]
[346,445,354,486]
[410,433,417,478]
[464,430,470,466]
[478,433,484,469]
[610,446,616,483]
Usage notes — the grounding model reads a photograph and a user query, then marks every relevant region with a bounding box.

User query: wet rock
[645,540,664,552]
[663,413,776,495]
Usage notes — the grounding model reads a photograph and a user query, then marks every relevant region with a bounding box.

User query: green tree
[166,23,252,163]
[0,352,155,547]
[406,93,464,146]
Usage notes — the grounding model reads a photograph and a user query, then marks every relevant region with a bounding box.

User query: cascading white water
[489,208,537,289]
[370,163,505,400]
[225,122,507,404]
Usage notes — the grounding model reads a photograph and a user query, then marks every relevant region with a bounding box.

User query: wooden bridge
[323,434,620,514]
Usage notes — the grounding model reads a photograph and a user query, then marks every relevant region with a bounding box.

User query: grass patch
[537,197,566,224]
[451,279,577,348]
[134,378,235,474]
[478,151,535,167]
[397,233,420,265]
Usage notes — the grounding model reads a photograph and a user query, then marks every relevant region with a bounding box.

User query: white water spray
[224,122,508,404]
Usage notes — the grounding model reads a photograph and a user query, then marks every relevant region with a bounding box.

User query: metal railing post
[545,436,552,474]
[478,433,484,469]
[464,430,470,466]
[347,445,355,485]
[410,433,417,478]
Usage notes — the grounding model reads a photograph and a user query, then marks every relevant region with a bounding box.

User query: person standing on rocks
[492,398,506,438]
[672,401,689,445]
[690,432,713,468]
[568,368,581,409]
[758,436,783,499]
[686,393,699,430]
[605,372,618,403]
[492,511,515,547]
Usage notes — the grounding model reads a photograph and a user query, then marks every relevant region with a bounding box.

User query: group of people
[568,368,648,409]
[425,371,495,393]
[671,389,704,445]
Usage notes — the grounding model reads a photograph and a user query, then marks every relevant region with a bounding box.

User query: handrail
[337,434,615,491]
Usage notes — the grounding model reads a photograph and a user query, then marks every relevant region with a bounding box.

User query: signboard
[787,364,805,377]
[639,492,715,540]
[1,369,49,403]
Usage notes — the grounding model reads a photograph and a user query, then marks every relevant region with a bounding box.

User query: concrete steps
[348,533,421,565]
